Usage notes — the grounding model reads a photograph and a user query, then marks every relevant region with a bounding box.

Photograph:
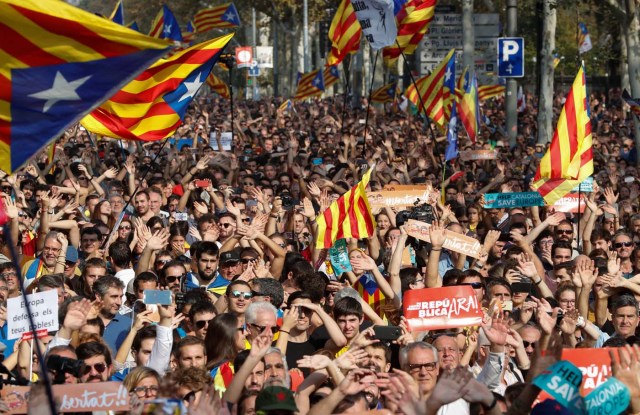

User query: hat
[65,246,79,263]
[219,251,240,265]
[255,386,298,413]
[495,140,505,148]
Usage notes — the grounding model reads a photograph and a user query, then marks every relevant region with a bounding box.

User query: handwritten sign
[1,382,130,414]
[405,219,482,258]
[553,193,586,213]
[329,239,352,275]
[459,150,497,161]
[7,290,58,340]
[571,177,594,193]
[367,190,430,209]
[484,192,544,208]
[403,286,483,331]
[382,184,427,191]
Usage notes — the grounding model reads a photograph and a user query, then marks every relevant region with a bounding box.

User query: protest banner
[459,150,497,161]
[367,190,430,209]
[7,290,58,340]
[533,361,585,414]
[571,177,594,193]
[382,184,427,191]
[405,219,483,258]
[483,192,545,208]
[553,193,586,213]
[20,328,48,341]
[403,285,483,331]
[328,239,352,275]
[584,378,629,415]
[1,382,129,414]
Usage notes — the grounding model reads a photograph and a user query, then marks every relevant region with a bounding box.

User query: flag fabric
[315,166,376,249]
[392,0,408,14]
[278,99,294,114]
[622,90,640,118]
[327,0,362,66]
[128,21,140,32]
[294,69,325,101]
[517,86,527,113]
[371,82,397,104]
[352,0,397,50]
[553,53,561,68]
[445,96,458,161]
[182,21,195,44]
[383,0,437,64]
[81,34,234,142]
[404,49,455,127]
[458,70,480,143]
[206,72,230,99]
[532,65,593,205]
[194,3,240,32]
[478,85,505,101]
[110,0,124,25]
[0,0,170,174]
[454,66,468,104]
[323,66,340,89]
[149,4,183,42]
[578,23,592,54]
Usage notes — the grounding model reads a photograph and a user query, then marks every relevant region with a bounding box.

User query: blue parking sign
[497,38,524,78]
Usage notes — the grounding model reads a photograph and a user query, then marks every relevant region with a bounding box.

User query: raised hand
[297,354,332,370]
[429,221,446,249]
[609,345,640,400]
[349,254,377,271]
[482,312,509,347]
[146,228,169,251]
[63,299,92,332]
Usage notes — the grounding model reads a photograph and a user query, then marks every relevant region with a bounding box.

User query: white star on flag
[29,71,91,113]
[178,72,205,102]
[163,23,172,36]
[445,67,452,82]
[224,11,236,22]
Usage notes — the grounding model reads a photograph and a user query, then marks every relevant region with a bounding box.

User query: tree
[537,0,557,144]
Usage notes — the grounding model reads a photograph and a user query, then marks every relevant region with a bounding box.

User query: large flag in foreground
[383,0,436,63]
[405,49,455,127]
[316,166,376,249]
[82,34,233,141]
[327,0,361,66]
[294,70,325,101]
[532,65,593,205]
[194,3,241,32]
[0,0,170,173]
[149,4,183,42]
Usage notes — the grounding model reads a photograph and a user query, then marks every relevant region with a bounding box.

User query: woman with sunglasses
[116,218,134,244]
[204,313,246,393]
[123,366,161,408]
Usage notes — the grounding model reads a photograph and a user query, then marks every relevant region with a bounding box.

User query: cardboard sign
[483,192,545,208]
[571,177,594,193]
[584,378,629,415]
[405,219,483,259]
[1,382,129,414]
[367,190,431,209]
[459,150,497,161]
[328,239,352,275]
[209,131,233,151]
[403,285,483,331]
[382,184,427,191]
[7,290,58,340]
[553,193,586,213]
[533,361,585,414]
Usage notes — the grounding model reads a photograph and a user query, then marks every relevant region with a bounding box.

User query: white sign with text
[7,290,58,340]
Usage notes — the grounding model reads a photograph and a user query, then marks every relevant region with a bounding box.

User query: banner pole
[363,49,380,157]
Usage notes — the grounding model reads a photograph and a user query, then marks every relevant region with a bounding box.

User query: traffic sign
[497,37,524,78]
[248,60,260,77]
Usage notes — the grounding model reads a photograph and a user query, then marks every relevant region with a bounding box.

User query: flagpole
[363,49,380,157]
[397,42,439,145]
[340,57,352,137]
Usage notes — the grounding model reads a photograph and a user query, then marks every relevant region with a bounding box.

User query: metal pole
[506,0,518,147]
[252,8,258,100]
[303,0,310,72]
[273,19,279,97]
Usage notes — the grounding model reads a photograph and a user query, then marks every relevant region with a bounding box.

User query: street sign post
[497,37,524,78]
[248,60,260,77]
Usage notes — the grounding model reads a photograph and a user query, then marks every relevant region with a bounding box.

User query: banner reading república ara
[403,286,483,331]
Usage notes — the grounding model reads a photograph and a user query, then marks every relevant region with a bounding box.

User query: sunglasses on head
[83,362,107,375]
[614,241,633,249]
[194,318,214,330]
[230,290,252,300]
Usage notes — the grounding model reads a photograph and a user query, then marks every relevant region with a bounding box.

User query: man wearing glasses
[77,341,113,383]
[22,231,67,285]
[612,232,635,279]
[162,260,187,293]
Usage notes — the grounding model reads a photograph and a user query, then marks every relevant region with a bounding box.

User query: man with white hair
[245,301,279,343]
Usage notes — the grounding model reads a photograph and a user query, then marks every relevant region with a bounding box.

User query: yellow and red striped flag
[316,166,376,249]
[478,85,505,101]
[622,90,640,118]
[323,65,340,89]
[458,71,481,143]
[532,65,593,205]
[294,69,325,101]
[327,0,361,66]
[206,72,230,99]
[81,34,234,141]
[405,49,455,127]
[383,0,436,64]
[194,2,240,32]
[371,82,397,104]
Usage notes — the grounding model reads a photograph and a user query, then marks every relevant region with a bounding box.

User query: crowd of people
[0,85,639,415]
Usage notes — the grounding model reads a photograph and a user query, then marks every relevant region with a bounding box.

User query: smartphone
[511,282,532,294]
[312,157,323,165]
[359,119,366,125]
[625,176,635,183]
[143,290,172,305]
[449,171,464,182]
[174,212,188,221]
[373,325,402,341]
[195,179,209,188]
[501,300,513,312]
[175,292,186,310]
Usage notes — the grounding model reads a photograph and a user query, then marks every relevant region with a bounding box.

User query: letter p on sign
[497,37,524,78]
[502,40,519,61]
